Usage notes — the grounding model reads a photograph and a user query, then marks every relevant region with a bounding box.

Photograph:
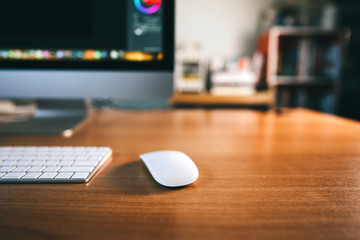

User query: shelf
[270,26,343,37]
[266,26,342,88]
[170,91,274,107]
[269,76,338,86]
[257,26,343,113]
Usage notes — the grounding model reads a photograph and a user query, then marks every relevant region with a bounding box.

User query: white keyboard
[0,146,112,183]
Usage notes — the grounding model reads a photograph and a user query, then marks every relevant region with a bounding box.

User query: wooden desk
[1,109,360,240]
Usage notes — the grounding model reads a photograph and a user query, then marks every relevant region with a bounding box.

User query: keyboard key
[44,160,60,165]
[38,172,58,180]
[74,153,89,158]
[72,161,97,167]
[12,166,30,172]
[55,172,74,180]
[2,160,17,166]
[30,160,46,166]
[7,155,23,159]
[43,166,60,172]
[58,161,74,166]
[60,155,75,160]
[17,160,32,166]
[19,156,35,161]
[21,172,42,180]
[89,156,104,162]
[60,166,94,172]
[47,155,62,160]
[73,156,89,161]
[27,166,45,172]
[35,154,49,158]
[36,147,50,151]
[22,147,37,151]
[1,172,26,180]
[0,147,11,151]
[0,166,14,172]
[71,172,90,180]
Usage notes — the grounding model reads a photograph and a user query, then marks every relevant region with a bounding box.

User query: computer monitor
[0,0,174,136]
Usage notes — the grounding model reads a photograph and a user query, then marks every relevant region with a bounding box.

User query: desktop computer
[0,0,175,136]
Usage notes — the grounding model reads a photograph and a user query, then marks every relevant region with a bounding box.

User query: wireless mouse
[139,150,199,187]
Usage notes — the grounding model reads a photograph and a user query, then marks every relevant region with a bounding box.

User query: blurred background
[2,0,359,121]
[172,0,360,120]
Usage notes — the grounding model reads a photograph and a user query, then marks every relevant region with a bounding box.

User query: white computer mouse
[139,150,199,187]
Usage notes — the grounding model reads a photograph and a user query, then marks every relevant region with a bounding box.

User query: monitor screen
[0,0,174,99]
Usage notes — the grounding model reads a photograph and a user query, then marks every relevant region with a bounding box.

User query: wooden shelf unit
[267,26,342,86]
[260,26,344,113]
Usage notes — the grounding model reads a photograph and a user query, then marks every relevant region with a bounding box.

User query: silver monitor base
[0,100,89,138]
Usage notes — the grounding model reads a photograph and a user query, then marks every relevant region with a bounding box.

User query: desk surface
[1,109,360,240]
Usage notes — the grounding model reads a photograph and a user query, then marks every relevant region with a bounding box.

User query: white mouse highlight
[140,150,199,187]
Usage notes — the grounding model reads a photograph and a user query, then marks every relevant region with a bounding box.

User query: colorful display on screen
[0,49,163,62]
[134,0,161,14]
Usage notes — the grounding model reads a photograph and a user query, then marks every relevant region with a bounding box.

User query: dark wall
[336,0,360,120]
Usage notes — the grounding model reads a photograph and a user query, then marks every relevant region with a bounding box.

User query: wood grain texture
[1,108,360,240]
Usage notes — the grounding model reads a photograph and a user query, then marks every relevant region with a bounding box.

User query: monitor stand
[0,99,89,138]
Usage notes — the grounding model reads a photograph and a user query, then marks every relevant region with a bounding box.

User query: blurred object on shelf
[211,69,256,96]
[210,52,267,97]
[205,56,227,92]
[257,7,278,34]
[257,0,339,36]
[209,56,227,72]
[276,0,300,26]
[252,51,268,91]
[320,1,338,30]
[174,42,207,93]
[171,52,273,109]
